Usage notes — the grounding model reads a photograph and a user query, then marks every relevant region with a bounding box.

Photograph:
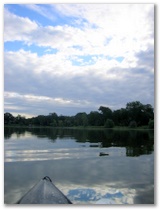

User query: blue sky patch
[4,41,58,56]
[4,41,24,52]
[104,192,124,199]
[115,56,124,62]
[71,55,97,66]
[106,55,124,62]
[5,4,53,26]
[106,55,113,60]
[67,188,98,201]
[5,4,83,28]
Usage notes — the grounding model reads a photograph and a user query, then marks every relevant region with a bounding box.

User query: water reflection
[4,154,154,204]
[4,127,154,157]
[67,188,130,204]
[4,127,154,204]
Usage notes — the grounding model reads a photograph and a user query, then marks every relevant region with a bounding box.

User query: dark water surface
[4,127,154,204]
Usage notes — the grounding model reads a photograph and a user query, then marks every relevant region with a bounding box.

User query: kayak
[17,176,72,204]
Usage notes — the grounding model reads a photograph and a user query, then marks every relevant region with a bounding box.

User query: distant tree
[4,112,15,124]
[58,120,64,127]
[81,113,88,127]
[128,120,137,128]
[98,106,113,124]
[113,108,129,126]
[142,104,154,124]
[148,119,154,129]
[74,113,85,126]
[4,100,154,128]
[49,113,58,126]
[126,101,154,126]
[65,116,75,127]
[37,115,47,126]
[88,111,103,126]
[126,101,143,124]
[50,119,57,127]
[15,114,26,125]
[104,119,115,128]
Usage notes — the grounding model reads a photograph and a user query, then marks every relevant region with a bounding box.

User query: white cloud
[4,44,154,114]
[4,8,38,42]
[4,91,91,110]
[24,4,57,22]
[4,4,154,116]
[4,4,154,55]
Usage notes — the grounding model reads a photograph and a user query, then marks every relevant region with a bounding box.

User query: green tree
[129,120,137,128]
[148,119,154,129]
[126,101,154,126]
[81,113,88,127]
[74,113,85,126]
[50,119,57,127]
[113,108,129,126]
[48,113,58,126]
[15,114,26,125]
[142,104,154,124]
[98,106,113,124]
[126,101,143,123]
[4,113,15,124]
[58,120,64,127]
[88,111,103,126]
[104,119,115,128]
[37,115,46,126]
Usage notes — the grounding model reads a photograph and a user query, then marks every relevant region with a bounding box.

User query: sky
[4,4,154,118]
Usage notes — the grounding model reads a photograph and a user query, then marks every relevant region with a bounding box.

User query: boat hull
[17,176,72,204]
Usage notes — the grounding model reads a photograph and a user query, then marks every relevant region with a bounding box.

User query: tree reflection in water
[4,127,154,204]
[4,127,154,157]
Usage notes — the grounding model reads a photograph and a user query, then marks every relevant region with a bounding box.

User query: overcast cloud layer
[4,4,154,117]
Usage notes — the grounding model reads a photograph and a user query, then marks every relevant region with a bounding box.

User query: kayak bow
[17,176,72,204]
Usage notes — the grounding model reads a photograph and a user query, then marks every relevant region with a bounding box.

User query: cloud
[4,46,154,115]
[24,4,57,22]
[4,4,154,66]
[135,45,154,72]
[4,8,38,42]
[4,4,154,117]
[4,91,90,107]
[4,5,153,56]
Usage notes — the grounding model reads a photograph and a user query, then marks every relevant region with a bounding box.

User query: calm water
[4,127,154,204]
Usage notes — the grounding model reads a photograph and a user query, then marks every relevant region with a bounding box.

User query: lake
[4,127,154,204]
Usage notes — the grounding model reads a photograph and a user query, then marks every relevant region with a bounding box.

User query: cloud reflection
[4,146,127,162]
[60,184,136,204]
[4,129,154,204]
[4,148,98,162]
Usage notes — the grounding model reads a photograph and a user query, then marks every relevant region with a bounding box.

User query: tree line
[4,101,154,129]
